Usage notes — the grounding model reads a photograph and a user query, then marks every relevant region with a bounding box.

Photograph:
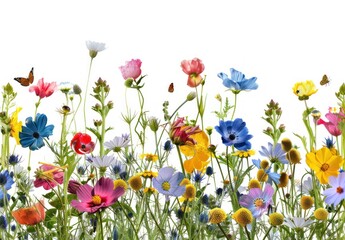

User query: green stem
[83,58,93,132]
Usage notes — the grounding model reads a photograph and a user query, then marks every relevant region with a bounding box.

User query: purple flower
[152,167,185,201]
[323,172,345,206]
[259,143,288,164]
[239,184,274,218]
[214,118,252,150]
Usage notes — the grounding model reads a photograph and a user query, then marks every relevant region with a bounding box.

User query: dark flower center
[229,134,236,140]
[33,132,40,139]
[337,187,344,194]
[81,144,86,149]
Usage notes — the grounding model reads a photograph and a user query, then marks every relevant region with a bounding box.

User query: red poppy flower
[70,132,95,155]
[11,200,45,225]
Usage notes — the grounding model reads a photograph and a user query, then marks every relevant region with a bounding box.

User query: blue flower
[218,68,258,93]
[19,113,54,151]
[215,118,252,150]
[152,167,185,201]
[259,142,288,164]
[0,170,14,190]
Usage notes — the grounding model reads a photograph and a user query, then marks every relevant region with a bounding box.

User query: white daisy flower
[85,40,106,58]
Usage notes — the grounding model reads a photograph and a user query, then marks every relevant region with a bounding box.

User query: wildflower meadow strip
[1,41,345,240]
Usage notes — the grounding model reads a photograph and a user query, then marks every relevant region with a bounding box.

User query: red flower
[34,163,65,190]
[181,58,205,87]
[169,117,201,145]
[70,132,95,155]
[29,78,58,99]
[12,200,45,225]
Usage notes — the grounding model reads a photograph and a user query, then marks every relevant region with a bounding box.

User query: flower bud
[300,195,314,210]
[124,78,134,88]
[73,84,82,95]
[286,148,301,164]
[281,138,292,152]
[269,212,284,226]
[186,92,196,101]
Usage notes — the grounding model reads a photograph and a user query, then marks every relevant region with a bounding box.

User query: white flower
[284,217,313,229]
[104,134,131,152]
[88,155,116,168]
[297,176,314,195]
[85,40,106,58]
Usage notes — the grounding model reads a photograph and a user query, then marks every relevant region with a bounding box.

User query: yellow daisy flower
[306,147,344,184]
[10,107,22,145]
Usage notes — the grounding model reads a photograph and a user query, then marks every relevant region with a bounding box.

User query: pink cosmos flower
[317,107,344,137]
[119,59,142,80]
[181,58,205,87]
[29,78,58,99]
[34,164,64,190]
[71,177,125,213]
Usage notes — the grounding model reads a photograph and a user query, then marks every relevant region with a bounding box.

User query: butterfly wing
[168,82,174,93]
[14,67,34,86]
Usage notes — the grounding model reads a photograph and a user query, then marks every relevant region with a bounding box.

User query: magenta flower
[323,172,345,206]
[317,108,344,136]
[239,184,274,218]
[29,78,58,99]
[181,58,205,87]
[119,59,142,80]
[34,164,64,190]
[71,177,125,213]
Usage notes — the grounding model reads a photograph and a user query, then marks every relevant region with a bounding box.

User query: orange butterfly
[11,199,45,225]
[14,67,34,86]
[168,82,174,93]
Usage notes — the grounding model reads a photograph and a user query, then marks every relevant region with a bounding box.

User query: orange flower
[12,200,45,225]
[180,130,211,173]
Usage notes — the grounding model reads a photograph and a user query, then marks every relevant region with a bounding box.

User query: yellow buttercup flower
[209,208,227,224]
[306,147,344,184]
[314,208,329,220]
[10,107,22,145]
[232,149,256,158]
[292,80,318,100]
[139,170,158,179]
[269,212,284,226]
[232,208,253,227]
[128,175,143,191]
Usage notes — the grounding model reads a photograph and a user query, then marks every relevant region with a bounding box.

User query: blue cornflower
[19,113,54,151]
[0,170,14,190]
[192,171,206,183]
[152,167,185,201]
[8,154,22,165]
[110,159,126,175]
[199,212,209,223]
[0,190,10,207]
[163,139,173,152]
[215,118,252,150]
[218,68,258,93]
[259,142,288,164]
[252,159,280,184]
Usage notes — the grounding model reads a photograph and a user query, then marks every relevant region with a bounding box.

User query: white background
[1,1,345,170]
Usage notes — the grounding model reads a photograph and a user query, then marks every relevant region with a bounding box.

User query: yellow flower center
[92,195,102,205]
[162,181,170,191]
[337,187,344,194]
[321,163,329,171]
[254,198,264,208]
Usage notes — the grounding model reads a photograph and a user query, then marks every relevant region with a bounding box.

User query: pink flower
[119,59,142,80]
[317,108,344,137]
[169,117,201,145]
[71,177,125,213]
[181,58,205,87]
[29,78,58,99]
[34,164,65,190]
